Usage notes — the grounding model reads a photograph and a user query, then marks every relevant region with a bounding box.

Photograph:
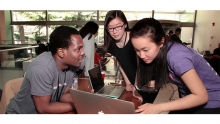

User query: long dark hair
[130,18,172,89]
[103,10,129,52]
[79,21,99,40]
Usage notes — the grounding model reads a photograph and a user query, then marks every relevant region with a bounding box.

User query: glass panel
[99,10,108,21]
[99,10,152,21]
[154,13,180,21]
[123,11,152,21]
[48,25,83,37]
[95,25,104,46]
[12,25,47,44]
[48,11,97,21]
[154,10,185,13]
[0,46,37,68]
[154,10,195,22]
[179,13,194,22]
[12,11,46,21]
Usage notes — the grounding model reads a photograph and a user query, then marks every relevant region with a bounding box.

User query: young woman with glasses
[103,10,159,104]
[130,18,220,114]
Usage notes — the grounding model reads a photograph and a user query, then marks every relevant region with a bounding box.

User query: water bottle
[72,77,78,90]
[115,69,121,84]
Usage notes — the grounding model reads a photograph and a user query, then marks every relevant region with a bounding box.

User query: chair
[0,77,23,114]
[208,58,220,76]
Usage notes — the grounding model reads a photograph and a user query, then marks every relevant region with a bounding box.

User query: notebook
[69,89,135,114]
[88,65,125,98]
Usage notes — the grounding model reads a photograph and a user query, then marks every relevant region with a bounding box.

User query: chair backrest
[0,77,23,114]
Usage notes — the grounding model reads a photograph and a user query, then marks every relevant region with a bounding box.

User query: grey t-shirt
[167,43,220,108]
[6,52,76,113]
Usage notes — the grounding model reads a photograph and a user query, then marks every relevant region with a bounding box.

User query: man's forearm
[35,93,75,114]
[37,102,74,114]
[59,93,73,103]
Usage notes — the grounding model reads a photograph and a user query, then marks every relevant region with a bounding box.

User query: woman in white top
[79,21,99,76]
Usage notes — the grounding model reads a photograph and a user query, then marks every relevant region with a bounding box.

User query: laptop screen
[88,66,104,92]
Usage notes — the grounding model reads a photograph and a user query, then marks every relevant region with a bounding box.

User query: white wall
[181,27,193,44]
[194,10,220,54]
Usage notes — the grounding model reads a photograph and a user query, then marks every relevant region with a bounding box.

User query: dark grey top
[6,52,76,114]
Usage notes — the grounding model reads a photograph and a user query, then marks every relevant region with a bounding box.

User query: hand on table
[90,89,94,94]
[132,87,143,103]
[135,103,161,114]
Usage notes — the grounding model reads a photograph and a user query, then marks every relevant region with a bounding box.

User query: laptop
[69,89,135,114]
[88,65,125,98]
[205,50,212,57]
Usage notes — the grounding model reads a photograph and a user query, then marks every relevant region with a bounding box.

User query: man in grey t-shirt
[6,26,85,114]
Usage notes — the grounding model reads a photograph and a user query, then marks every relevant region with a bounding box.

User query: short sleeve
[167,50,194,76]
[27,65,54,96]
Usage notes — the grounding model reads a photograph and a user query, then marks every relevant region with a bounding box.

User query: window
[9,10,195,45]
[154,10,195,22]
[12,10,46,21]
[48,10,97,21]
[13,25,46,44]
[123,10,152,21]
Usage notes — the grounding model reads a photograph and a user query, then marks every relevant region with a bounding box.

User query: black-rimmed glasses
[107,24,124,32]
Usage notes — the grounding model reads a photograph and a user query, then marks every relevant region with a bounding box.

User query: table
[77,73,142,110]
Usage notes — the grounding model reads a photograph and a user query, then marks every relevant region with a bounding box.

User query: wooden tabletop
[78,73,142,110]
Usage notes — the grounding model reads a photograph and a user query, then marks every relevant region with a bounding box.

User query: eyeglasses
[107,24,124,32]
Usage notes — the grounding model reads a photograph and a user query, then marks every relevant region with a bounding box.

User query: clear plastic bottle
[115,69,121,84]
[72,77,78,90]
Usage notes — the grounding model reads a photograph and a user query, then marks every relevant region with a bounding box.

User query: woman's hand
[90,89,94,93]
[132,87,143,103]
[126,84,134,91]
[135,103,161,114]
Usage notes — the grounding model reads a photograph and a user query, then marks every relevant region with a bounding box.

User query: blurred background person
[35,40,46,55]
[79,21,99,76]
[170,28,182,44]
[165,30,173,41]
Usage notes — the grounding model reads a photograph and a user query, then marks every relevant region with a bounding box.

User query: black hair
[130,18,172,90]
[168,30,173,34]
[175,28,181,32]
[103,10,129,52]
[49,26,80,55]
[79,21,99,40]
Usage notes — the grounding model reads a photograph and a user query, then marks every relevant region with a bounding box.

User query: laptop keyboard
[98,85,116,95]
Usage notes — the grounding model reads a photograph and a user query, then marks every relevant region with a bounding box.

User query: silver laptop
[69,89,135,114]
[88,65,125,98]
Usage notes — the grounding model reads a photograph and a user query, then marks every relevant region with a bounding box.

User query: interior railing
[0,44,38,69]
